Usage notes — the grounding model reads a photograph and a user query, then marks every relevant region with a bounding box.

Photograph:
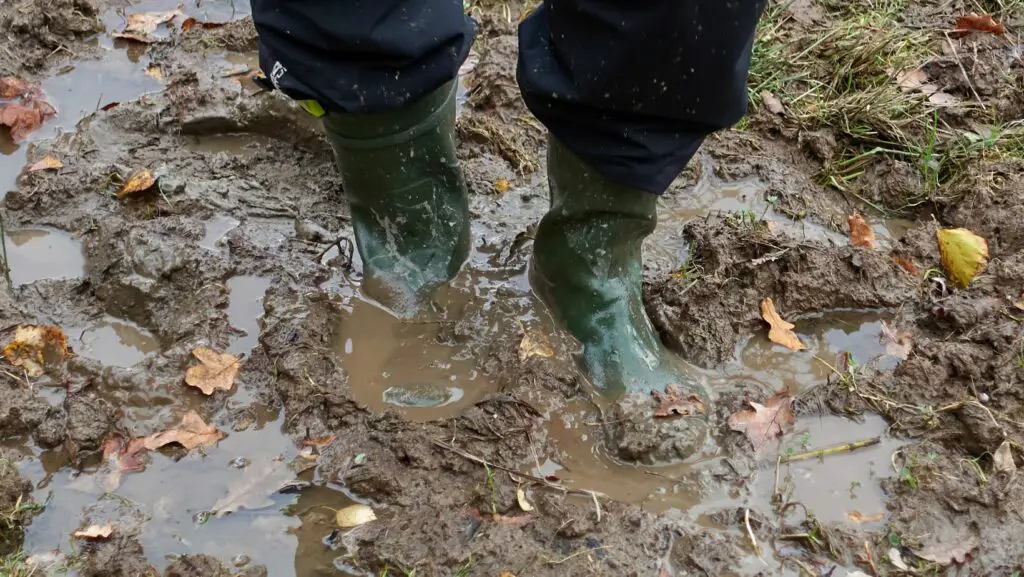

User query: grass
[0,551,37,577]
[747,0,1023,208]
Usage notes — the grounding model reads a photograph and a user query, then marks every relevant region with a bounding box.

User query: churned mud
[1,0,1022,575]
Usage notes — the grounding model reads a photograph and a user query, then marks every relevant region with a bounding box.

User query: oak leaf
[144,410,225,450]
[760,298,805,351]
[184,347,239,395]
[727,391,795,451]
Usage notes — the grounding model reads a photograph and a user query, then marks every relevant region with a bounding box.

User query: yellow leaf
[494,178,511,193]
[518,329,553,362]
[28,155,62,172]
[335,504,376,528]
[145,64,164,83]
[73,523,114,539]
[2,325,68,378]
[184,347,239,395]
[936,228,989,288]
[118,169,156,197]
[516,486,534,512]
[847,511,885,523]
[759,298,805,352]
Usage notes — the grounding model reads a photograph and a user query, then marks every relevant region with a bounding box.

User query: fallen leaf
[879,321,912,360]
[936,228,989,288]
[181,17,227,32]
[516,486,534,512]
[888,548,909,571]
[101,435,148,490]
[893,256,919,275]
[0,77,31,99]
[847,211,876,249]
[651,384,706,418]
[499,573,518,577]
[73,524,114,539]
[100,102,120,112]
[144,410,225,450]
[518,329,553,362]
[302,435,336,448]
[896,68,934,92]
[2,325,69,378]
[113,10,181,43]
[928,91,959,106]
[0,101,55,142]
[727,391,795,451]
[117,169,157,197]
[847,510,885,523]
[145,64,164,82]
[494,178,511,193]
[954,13,1005,36]
[492,513,534,527]
[184,347,239,395]
[760,91,785,114]
[212,458,295,516]
[993,440,1016,473]
[28,155,62,172]
[335,504,377,528]
[760,298,805,351]
[913,536,979,565]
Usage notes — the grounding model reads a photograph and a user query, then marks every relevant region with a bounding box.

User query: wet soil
[1,0,1022,575]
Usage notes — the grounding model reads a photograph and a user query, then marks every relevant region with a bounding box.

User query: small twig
[864,540,879,576]
[944,33,986,109]
[744,509,762,560]
[772,455,782,501]
[0,214,10,285]
[588,490,601,523]
[779,437,881,463]
[545,546,610,566]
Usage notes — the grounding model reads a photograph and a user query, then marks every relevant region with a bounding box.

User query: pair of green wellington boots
[322,80,707,418]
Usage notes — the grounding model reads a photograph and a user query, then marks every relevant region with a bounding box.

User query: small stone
[232,554,251,568]
[979,392,990,403]
[229,457,250,469]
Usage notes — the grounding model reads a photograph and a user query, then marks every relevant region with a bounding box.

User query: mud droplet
[382,383,464,409]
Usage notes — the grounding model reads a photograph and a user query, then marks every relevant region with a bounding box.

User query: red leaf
[0,101,54,142]
[954,13,1005,36]
[0,77,31,99]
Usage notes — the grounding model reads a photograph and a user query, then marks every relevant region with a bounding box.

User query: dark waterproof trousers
[250,0,766,194]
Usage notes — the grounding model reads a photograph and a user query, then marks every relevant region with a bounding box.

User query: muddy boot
[322,80,471,317]
[532,137,708,405]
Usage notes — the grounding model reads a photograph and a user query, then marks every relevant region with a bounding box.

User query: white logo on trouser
[270,61,287,90]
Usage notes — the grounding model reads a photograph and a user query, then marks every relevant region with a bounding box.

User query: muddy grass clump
[0,454,38,557]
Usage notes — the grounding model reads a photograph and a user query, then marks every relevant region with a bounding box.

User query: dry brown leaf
[28,155,62,172]
[913,536,979,565]
[2,325,69,378]
[113,10,181,42]
[73,523,114,539]
[896,68,934,92]
[117,169,157,197]
[954,13,1005,36]
[184,347,239,395]
[928,91,959,106]
[1,101,55,142]
[993,440,1016,474]
[727,391,795,451]
[651,384,706,418]
[301,435,337,448]
[892,256,919,275]
[101,435,148,490]
[760,91,785,114]
[335,504,377,528]
[144,410,225,450]
[760,298,805,351]
[879,321,912,360]
[181,17,227,32]
[0,77,31,99]
[518,330,553,362]
[847,211,876,249]
[847,511,885,523]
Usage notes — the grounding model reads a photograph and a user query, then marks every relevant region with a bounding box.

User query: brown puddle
[3,228,86,286]
[186,133,275,157]
[68,316,160,367]
[226,276,272,356]
[201,215,241,250]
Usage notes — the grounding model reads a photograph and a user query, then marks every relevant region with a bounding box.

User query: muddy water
[3,228,86,286]
[227,276,271,356]
[68,316,160,367]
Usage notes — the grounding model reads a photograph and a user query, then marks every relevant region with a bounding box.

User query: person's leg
[252,0,476,316]
[518,1,765,396]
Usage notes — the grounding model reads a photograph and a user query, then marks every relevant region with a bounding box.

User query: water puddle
[3,228,86,286]
[201,215,241,250]
[226,276,272,355]
[42,54,162,131]
[331,293,499,421]
[68,317,160,367]
[185,133,275,157]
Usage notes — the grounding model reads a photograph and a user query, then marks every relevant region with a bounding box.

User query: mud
[1,0,1022,575]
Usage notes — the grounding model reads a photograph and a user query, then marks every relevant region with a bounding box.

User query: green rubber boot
[322,80,470,317]
[532,136,708,405]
